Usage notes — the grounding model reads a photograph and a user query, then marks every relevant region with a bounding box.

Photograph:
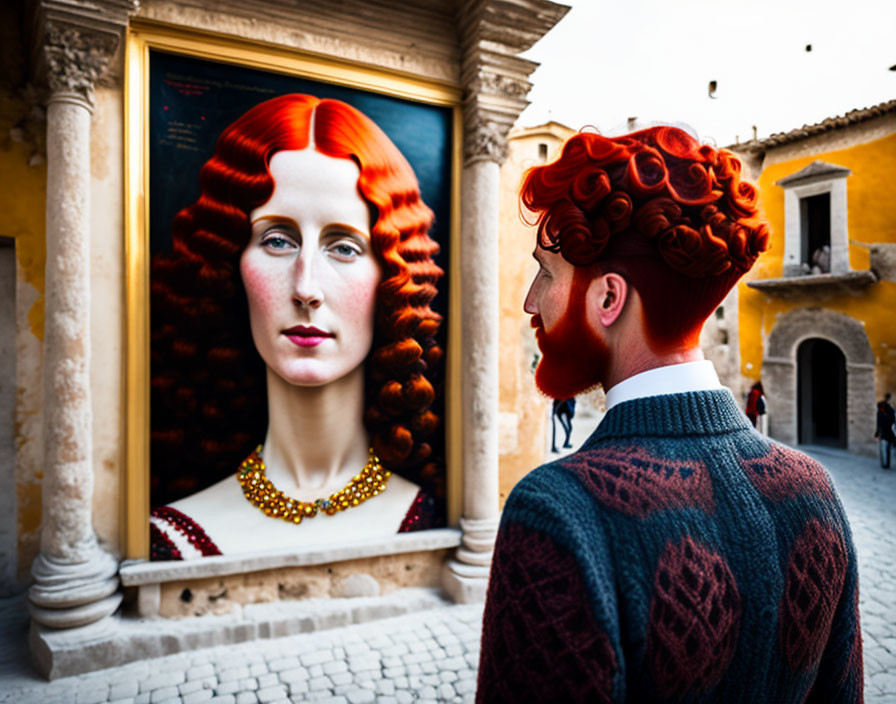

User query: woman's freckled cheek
[241,258,282,308]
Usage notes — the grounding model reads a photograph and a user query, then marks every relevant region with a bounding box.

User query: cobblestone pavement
[802,445,896,703]
[0,444,893,704]
[0,603,484,704]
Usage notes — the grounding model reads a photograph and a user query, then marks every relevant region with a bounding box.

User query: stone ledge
[120,528,462,586]
[30,586,450,680]
[746,270,878,298]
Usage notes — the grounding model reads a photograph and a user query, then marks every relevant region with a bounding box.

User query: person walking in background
[477,126,862,703]
[551,397,577,453]
[745,381,765,428]
[876,392,896,469]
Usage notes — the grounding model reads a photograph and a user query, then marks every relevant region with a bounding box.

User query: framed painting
[124,22,462,561]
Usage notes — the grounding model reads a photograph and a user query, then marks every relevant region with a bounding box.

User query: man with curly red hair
[477,127,862,702]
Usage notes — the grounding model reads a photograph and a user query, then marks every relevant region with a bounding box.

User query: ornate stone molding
[457,0,570,164]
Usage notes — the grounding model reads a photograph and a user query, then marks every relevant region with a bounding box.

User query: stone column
[443,0,568,603]
[443,149,503,603]
[28,18,128,633]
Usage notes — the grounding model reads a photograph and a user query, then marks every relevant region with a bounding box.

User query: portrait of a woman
[149,94,445,560]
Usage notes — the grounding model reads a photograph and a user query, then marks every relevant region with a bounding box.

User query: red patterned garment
[150,489,437,561]
[478,389,862,703]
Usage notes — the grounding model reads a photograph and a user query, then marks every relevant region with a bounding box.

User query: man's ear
[588,273,628,328]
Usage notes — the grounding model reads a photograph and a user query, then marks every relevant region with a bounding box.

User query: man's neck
[603,345,705,393]
[604,359,721,411]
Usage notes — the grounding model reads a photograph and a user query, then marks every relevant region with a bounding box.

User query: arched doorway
[763,308,875,456]
[797,338,847,447]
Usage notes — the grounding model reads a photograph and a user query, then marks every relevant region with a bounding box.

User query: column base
[29,609,121,679]
[441,516,499,603]
[442,559,491,603]
[28,592,123,630]
[29,546,122,628]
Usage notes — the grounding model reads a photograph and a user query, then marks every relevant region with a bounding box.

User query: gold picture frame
[123,21,463,560]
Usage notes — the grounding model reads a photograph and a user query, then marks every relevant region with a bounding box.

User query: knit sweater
[477,389,862,703]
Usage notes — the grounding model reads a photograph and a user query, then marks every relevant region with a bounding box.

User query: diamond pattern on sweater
[647,536,741,697]
[741,444,833,502]
[478,523,616,704]
[568,446,714,517]
[780,519,847,672]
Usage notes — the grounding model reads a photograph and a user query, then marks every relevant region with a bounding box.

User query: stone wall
[153,549,450,618]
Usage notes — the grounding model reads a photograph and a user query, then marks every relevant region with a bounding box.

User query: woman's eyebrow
[323,223,371,239]
[250,214,297,228]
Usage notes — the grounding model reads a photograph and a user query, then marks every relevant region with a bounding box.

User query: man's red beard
[531,267,610,400]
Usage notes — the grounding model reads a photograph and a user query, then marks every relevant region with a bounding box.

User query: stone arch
[762,308,875,455]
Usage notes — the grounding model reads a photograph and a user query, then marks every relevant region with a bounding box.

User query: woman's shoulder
[150,474,244,561]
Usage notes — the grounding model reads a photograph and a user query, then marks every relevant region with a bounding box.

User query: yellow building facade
[734,101,896,456]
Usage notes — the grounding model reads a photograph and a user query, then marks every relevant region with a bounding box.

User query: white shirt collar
[604,360,722,412]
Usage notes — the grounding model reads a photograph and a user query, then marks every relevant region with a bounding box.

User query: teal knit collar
[585,388,753,443]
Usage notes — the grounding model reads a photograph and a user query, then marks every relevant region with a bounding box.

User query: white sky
[518,0,896,147]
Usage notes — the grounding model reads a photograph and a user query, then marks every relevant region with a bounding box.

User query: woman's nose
[292,253,324,309]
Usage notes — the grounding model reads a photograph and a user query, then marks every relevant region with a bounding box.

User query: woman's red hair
[522,126,770,350]
[151,94,444,507]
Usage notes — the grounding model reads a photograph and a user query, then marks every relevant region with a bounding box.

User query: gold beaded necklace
[237,446,391,524]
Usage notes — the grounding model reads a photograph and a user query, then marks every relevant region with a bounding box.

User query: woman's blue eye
[330,242,360,257]
[261,233,294,249]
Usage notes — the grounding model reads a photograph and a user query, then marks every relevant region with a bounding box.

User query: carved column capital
[43,24,118,105]
[33,0,138,105]
[464,115,510,164]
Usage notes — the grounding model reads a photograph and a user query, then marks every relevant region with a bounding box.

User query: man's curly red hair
[151,94,444,507]
[522,126,769,350]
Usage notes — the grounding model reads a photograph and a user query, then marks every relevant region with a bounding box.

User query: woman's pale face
[242,149,380,387]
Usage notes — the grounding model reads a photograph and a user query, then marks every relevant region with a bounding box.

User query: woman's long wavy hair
[522,126,770,350]
[151,94,444,508]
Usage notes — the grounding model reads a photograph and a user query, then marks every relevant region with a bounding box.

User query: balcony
[746,269,878,299]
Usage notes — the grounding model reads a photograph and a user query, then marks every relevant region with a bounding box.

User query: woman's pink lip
[285,334,328,348]
[282,326,333,348]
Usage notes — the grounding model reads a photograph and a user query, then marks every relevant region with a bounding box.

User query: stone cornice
[32,0,138,103]
[457,0,570,164]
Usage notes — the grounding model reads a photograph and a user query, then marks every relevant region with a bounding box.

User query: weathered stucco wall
[0,17,48,579]
[0,244,16,594]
